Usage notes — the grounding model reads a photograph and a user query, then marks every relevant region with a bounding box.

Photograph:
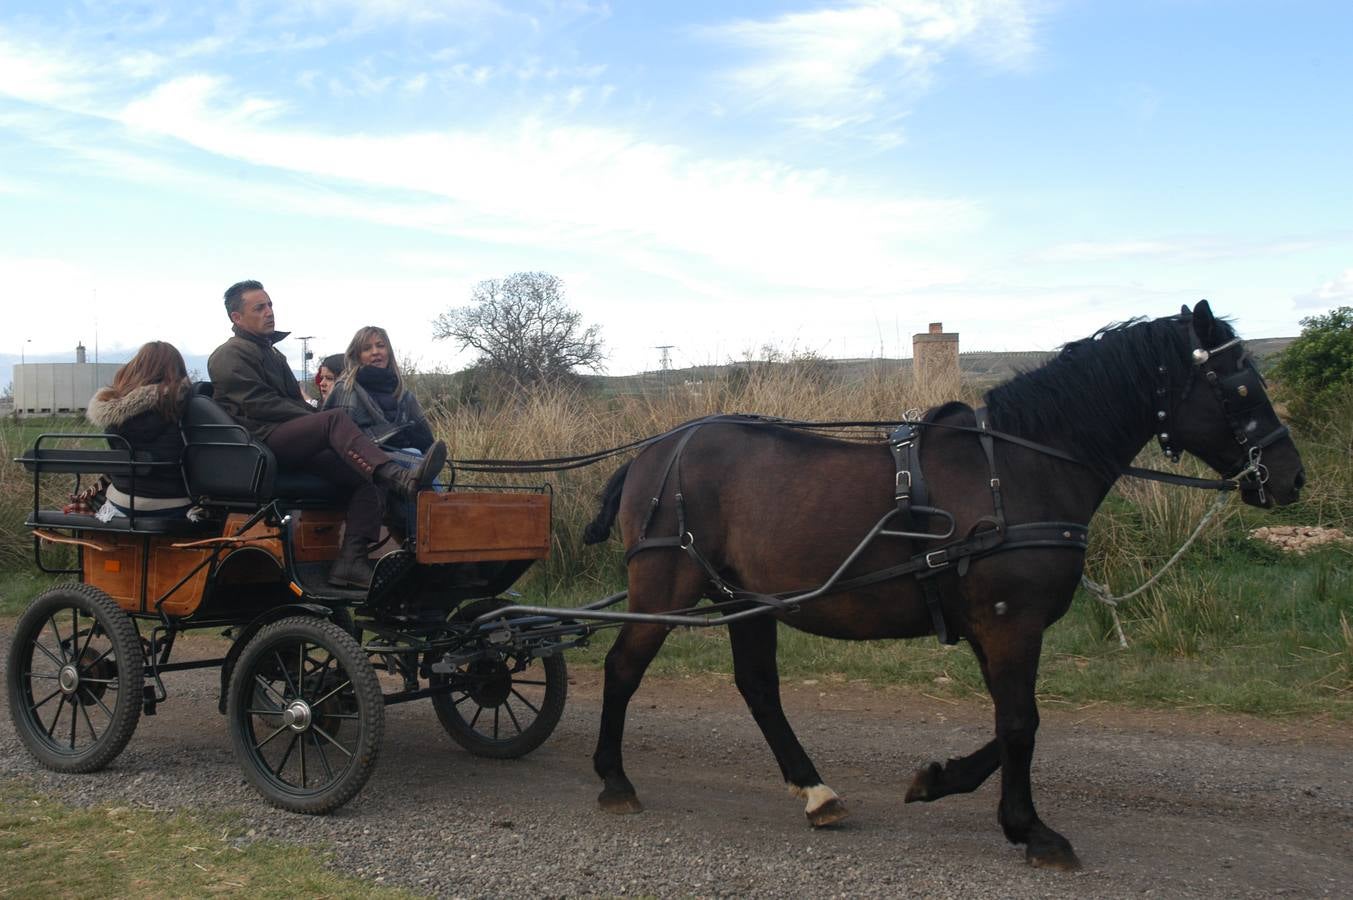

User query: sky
[1,0,1350,380]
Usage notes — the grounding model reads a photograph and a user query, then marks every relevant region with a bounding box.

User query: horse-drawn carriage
[6,385,581,813]
[6,302,1307,869]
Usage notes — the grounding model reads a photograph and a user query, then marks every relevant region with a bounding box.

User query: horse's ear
[1180,304,1190,316]
[1191,299,1216,341]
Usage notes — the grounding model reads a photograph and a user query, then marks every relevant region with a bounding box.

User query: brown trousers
[265,410,392,544]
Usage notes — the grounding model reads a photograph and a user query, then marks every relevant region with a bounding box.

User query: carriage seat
[182,384,347,508]
[18,444,214,536]
[27,509,215,536]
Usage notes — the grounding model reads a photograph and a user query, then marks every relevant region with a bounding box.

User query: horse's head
[1160,300,1305,507]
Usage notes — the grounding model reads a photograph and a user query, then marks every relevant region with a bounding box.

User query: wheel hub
[281,700,313,732]
[58,665,80,695]
[466,658,513,706]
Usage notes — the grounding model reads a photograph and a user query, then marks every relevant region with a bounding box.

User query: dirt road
[2,633,1349,898]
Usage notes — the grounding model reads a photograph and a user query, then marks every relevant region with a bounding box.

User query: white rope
[1080,489,1234,648]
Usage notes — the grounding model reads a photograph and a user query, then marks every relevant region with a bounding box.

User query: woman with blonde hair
[85,340,192,517]
[323,326,435,454]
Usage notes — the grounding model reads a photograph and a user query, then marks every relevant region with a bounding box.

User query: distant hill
[0,337,1298,396]
[587,336,1297,394]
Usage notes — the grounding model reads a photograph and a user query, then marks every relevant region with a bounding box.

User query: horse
[580,300,1304,870]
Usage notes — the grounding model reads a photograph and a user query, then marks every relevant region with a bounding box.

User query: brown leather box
[416,491,551,564]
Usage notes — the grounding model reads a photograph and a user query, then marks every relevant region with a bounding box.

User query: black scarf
[355,365,400,419]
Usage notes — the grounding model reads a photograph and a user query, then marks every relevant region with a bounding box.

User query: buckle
[925,549,947,568]
[894,470,911,498]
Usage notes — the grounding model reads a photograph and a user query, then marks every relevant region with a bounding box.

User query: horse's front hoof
[1026,840,1081,871]
[806,796,849,828]
[904,762,943,803]
[598,788,644,815]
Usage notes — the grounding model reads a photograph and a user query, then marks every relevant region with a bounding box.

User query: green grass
[0,571,65,616]
[0,779,414,899]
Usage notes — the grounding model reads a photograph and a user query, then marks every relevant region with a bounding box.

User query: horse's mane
[984,315,1230,480]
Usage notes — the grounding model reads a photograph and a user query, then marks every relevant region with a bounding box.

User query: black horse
[582,301,1304,869]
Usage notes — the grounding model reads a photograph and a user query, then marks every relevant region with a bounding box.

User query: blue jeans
[384,447,447,538]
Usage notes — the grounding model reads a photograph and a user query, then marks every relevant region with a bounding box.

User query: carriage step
[142,685,158,716]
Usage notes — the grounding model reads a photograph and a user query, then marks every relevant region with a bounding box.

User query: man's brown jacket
[207,326,313,440]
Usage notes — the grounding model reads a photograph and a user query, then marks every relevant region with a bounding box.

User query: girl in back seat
[86,341,193,519]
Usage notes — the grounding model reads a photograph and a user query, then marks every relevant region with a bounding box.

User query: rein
[452,413,1253,494]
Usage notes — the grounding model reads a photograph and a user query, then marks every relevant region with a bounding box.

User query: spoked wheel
[6,584,142,773]
[227,616,383,814]
[429,599,567,759]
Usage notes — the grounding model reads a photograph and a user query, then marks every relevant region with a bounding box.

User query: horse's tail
[582,460,631,544]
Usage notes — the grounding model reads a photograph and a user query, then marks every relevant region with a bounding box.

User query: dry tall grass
[424,362,970,588]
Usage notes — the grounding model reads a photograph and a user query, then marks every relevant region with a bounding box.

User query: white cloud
[103,74,976,293]
[1292,269,1353,311]
[704,0,1035,131]
[0,35,98,106]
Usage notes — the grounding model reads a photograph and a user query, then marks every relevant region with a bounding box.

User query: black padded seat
[182,384,347,508]
[28,510,216,536]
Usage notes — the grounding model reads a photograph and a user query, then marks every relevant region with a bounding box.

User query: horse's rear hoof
[904,762,942,803]
[1027,843,1081,871]
[598,789,644,815]
[806,796,849,828]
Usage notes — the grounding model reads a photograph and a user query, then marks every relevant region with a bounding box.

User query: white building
[12,344,123,417]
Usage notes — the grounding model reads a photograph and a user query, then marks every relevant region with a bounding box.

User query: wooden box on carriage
[82,533,212,617]
[415,490,551,564]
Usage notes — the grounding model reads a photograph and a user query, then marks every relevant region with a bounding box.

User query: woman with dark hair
[85,340,192,518]
[323,326,435,453]
[314,353,344,405]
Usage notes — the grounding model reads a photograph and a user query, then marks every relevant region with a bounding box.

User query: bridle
[1154,317,1290,502]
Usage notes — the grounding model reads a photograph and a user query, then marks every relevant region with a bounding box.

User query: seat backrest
[181,386,278,506]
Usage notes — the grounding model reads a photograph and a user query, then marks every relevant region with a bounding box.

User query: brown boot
[375,440,448,502]
[329,536,374,588]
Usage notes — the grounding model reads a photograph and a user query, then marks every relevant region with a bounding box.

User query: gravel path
[3,629,1350,898]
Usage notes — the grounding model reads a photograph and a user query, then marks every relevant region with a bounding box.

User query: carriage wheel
[227,616,383,814]
[6,584,143,773]
[429,599,568,759]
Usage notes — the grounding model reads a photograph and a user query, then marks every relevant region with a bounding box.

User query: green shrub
[1270,306,1353,425]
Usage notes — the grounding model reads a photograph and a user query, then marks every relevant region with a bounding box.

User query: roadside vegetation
[0,779,411,898]
[1,343,1349,718]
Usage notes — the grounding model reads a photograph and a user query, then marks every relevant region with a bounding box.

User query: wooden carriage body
[21,384,551,624]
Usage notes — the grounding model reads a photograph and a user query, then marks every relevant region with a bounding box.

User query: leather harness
[621,321,1278,646]
[624,405,1089,645]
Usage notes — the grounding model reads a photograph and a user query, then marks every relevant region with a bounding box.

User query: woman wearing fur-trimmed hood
[86,341,192,514]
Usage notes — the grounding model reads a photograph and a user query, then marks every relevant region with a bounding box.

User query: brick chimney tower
[912,322,959,390]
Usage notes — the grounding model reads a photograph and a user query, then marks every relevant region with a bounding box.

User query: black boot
[329,536,374,588]
[374,440,448,502]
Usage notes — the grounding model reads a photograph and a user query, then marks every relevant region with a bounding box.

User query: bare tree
[432,272,606,385]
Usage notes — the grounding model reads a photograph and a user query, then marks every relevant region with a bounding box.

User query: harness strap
[635,423,704,544]
[887,422,925,520]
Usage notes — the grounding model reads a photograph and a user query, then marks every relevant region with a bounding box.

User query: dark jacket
[323,369,435,451]
[85,381,190,499]
[207,326,313,440]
